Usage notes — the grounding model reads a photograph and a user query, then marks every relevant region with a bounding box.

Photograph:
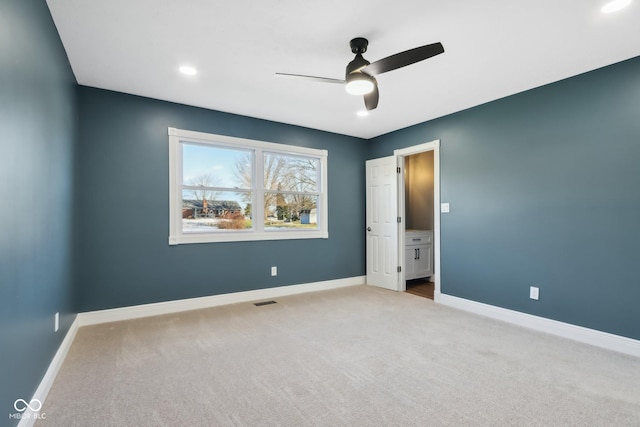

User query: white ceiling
[47,0,640,139]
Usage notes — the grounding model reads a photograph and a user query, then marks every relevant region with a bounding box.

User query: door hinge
[397,266,402,273]
[397,167,401,174]
[397,217,401,223]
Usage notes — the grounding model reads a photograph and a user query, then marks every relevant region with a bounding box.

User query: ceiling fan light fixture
[345,73,374,95]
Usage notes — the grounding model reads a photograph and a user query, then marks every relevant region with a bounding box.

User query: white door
[366,156,399,291]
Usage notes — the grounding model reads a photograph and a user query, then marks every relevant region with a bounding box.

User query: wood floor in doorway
[405,279,434,300]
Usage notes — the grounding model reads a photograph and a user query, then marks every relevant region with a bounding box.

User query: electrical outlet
[55,312,59,332]
[530,286,539,300]
[271,266,277,276]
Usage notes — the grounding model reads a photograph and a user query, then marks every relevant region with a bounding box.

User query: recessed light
[601,0,631,13]
[179,65,198,76]
[357,110,369,117]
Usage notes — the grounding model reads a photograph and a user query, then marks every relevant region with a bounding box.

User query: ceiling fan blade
[275,73,345,84]
[363,42,444,76]
[364,83,379,111]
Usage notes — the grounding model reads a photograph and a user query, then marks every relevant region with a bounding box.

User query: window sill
[169,230,329,245]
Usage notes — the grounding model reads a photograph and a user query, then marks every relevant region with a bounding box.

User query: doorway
[365,140,441,298]
[403,150,435,299]
[396,141,440,299]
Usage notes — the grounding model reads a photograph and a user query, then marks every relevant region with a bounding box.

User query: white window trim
[168,127,328,245]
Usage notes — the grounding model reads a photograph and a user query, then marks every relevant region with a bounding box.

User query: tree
[187,173,221,208]
[275,185,291,221]
[233,153,319,220]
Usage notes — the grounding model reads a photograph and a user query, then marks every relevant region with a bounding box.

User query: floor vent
[254,300,277,306]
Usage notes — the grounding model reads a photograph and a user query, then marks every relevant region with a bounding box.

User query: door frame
[394,140,441,298]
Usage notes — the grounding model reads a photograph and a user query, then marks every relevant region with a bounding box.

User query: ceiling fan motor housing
[347,36,371,77]
[346,54,370,76]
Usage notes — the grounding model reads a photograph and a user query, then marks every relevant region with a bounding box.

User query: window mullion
[264,190,319,197]
[182,185,251,193]
[254,148,264,232]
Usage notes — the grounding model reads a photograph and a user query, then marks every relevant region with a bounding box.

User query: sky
[182,142,251,209]
[182,143,250,189]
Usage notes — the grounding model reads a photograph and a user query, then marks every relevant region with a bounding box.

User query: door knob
[367,227,372,231]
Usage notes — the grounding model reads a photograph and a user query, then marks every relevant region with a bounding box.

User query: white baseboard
[78,276,365,327]
[436,293,640,358]
[17,316,80,427]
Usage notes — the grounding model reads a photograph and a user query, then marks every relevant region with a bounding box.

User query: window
[169,128,328,244]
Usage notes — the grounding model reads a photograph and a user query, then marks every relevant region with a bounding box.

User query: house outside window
[169,128,328,244]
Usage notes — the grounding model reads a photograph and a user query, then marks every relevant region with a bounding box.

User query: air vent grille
[254,300,277,306]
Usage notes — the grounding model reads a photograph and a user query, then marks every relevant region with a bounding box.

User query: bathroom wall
[404,151,434,231]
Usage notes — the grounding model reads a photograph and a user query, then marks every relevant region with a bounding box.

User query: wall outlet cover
[530,286,539,300]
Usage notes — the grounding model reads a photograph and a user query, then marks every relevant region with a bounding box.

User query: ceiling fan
[276,37,444,111]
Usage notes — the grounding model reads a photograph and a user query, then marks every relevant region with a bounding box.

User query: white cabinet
[405,230,433,280]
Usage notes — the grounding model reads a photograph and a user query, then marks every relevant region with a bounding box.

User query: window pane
[171,128,328,244]
[182,190,252,232]
[264,193,318,230]
[264,153,318,192]
[182,143,252,189]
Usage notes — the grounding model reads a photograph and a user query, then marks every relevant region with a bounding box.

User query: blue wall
[75,87,368,311]
[3,2,639,419]
[0,0,77,422]
[371,56,640,340]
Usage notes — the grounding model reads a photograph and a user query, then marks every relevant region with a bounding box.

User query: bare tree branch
[187,173,221,201]
[233,152,319,220]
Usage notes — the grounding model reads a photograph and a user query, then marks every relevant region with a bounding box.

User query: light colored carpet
[37,285,640,426]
